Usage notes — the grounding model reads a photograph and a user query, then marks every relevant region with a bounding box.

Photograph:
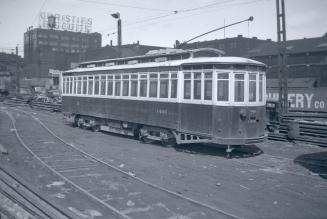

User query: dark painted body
[63,96,266,145]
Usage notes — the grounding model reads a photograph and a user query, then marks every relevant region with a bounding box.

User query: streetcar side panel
[212,105,266,145]
[180,103,213,136]
[63,96,179,129]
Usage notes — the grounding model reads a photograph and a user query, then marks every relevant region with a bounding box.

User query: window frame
[216,71,230,103]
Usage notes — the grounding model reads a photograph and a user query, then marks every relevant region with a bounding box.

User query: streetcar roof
[65,56,265,73]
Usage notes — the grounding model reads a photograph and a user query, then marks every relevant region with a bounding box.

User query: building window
[217,72,229,101]
[234,73,244,102]
[230,42,237,49]
[50,34,58,39]
[49,41,58,46]
[61,36,70,40]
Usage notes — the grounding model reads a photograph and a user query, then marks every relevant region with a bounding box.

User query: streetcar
[61,48,267,150]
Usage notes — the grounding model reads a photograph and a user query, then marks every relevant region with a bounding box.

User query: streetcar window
[131,74,138,97]
[159,73,169,98]
[65,77,68,94]
[234,73,244,102]
[88,76,93,95]
[249,73,256,102]
[149,73,158,98]
[63,77,67,94]
[259,74,263,102]
[69,77,73,94]
[184,73,191,99]
[68,77,71,94]
[82,76,87,94]
[107,75,113,96]
[170,73,177,98]
[204,72,212,100]
[94,75,100,95]
[122,74,129,96]
[68,77,70,94]
[77,77,82,94]
[139,74,148,97]
[73,77,77,94]
[217,73,229,101]
[193,72,201,100]
[100,75,106,95]
[114,75,121,96]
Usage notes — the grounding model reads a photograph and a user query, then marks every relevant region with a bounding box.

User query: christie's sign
[267,88,327,112]
[39,12,92,33]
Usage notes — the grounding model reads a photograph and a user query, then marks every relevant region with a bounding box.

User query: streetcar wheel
[91,125,100,132]
[73,117,79,127]
[162,138,176,147]
[139,136,152,144]
[77,119,84,129]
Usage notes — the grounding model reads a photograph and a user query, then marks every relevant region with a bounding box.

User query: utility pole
[111,13,122,46]
[276,0,288,115]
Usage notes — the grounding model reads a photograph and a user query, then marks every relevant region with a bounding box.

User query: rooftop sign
[39,12,92,33]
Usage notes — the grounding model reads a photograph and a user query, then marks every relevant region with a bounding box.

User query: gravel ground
[1,105,327,219]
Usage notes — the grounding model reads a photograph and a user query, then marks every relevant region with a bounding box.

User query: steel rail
[10,107,244,219]
[3,109,130,219]
[0,167,70,219]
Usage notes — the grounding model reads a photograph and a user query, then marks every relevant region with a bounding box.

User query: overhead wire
[96,0,237,34]
[76,0,175,12]
[30,0,48,27]
[115,0,264,35]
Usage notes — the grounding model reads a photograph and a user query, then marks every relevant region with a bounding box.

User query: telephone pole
[276,0,288,115]
[111,13,122,46]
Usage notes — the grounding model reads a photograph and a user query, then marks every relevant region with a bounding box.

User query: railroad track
[7,105,327,182]
[3,108,242,219]
[0,167,70,219]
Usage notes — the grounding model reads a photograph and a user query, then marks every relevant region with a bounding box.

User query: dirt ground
[1,105,327,219]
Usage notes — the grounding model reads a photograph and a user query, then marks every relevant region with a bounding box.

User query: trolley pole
[276,0,288,115]
[178,16,254,49]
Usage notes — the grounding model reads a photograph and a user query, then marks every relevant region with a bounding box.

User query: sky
[0,0,326,57]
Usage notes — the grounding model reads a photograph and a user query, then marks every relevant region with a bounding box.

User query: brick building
[0,53,24,95]
[82,42,166,62]
[246,35,327,87]
[176,34,273,56]
[24,28,101,79]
